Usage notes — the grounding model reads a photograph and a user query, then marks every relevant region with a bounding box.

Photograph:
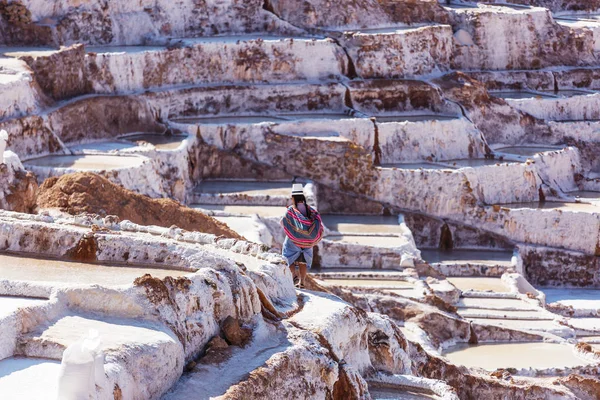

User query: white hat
[291,183,304,196]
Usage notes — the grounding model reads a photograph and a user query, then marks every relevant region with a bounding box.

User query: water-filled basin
[173,115,286,125]
[120,133,187,150]
[195,180,292,196]
[193,204,286,218]
[443,159,518,168]
[0,357,61,399]
[380,163,456,171]
[421,249,513,266]
[495,146,563,157]
[278,113,358,121]
[375,115,458,123]
[447,277,509,292]
[321,215,403,234]
[327,235,407,247]
[443,342,591,370]
[24,154,143,170]
[501,201,599,212]
[492,91,556,100]
[320,278,413,288]
[0,296,46,318]
[369,386,439,400]
[0,253,190,286]
[543,288,600,310]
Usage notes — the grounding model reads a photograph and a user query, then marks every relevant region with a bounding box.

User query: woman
[280,183,323,288]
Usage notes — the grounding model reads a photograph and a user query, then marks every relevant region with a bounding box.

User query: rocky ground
[36,172,243,239]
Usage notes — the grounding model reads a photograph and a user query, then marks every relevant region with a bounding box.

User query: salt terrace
[1,0,600,399]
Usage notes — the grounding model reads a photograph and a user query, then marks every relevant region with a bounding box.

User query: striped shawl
[282,205,324,248]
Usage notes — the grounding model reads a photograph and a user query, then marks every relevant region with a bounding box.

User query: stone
[221,316,252,347]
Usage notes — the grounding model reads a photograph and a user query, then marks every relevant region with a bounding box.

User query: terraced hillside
[1,0,600,399]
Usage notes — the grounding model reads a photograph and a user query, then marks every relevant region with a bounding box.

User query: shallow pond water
[24,154,143,170]
[443,342,591,371]
[0,253,189,286]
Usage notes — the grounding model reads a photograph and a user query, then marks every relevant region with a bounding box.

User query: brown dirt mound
[37,172,243,239]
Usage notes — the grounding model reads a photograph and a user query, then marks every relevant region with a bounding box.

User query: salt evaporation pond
[443,342,591,371]
[0,357,61,400]
[375,115,458,123]
[278,113,359,121]
[195,180,291,196]
[447,277,509,292]
[539,90,593,98]
[496,146,562,157]
[320,278,414,288]
[569,191,600,200]
[369,386,439,400]
[24,154,143,170]
[193,204,286,218]
[320,215,403,234]
[492,91,556,100]
[0,253,190,286]
[421,249,513,266]
[502,201,599,212]
[342,26,421,35]
[121,133,187,150]
[543,288,600,309]
[0,295,46,318]
[380,163,456,171]
[174,115,286,124]
[327,235,406,247]
[444,158,518,168]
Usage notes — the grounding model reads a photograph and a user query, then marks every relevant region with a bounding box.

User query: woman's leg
[282,237,301,284]
[299,248,314,286]
[299,263,308,286]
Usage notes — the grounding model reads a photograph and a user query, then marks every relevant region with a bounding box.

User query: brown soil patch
[36,172,243,239]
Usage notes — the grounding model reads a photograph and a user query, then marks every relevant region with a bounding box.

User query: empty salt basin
[495,146,564,157]
[119,133,188,150]
[374,115,459,123]
[556,18,600,28]
[173,115,286,125]
[369,385,439,400]
[491,91,557,100]
[0,295,47,318]
[0,357,61,400]
[568,191,600,201]
[442,158,518,168]
[380,163,456,171]
[540,90,595,98]
[0,253,190,287]
[277,113,360,121]
[319,278,414,289]
[195,180,292,196]
[193,204,286,218]
[442,342,592,371]
[500,201,600,212]
[338,25,423,35]
[421,249,514,266]
[542,288,600,310]
[23,154,144,171]
[327,235,407,248]
[447,277,509,293]
[321,215,404,234]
